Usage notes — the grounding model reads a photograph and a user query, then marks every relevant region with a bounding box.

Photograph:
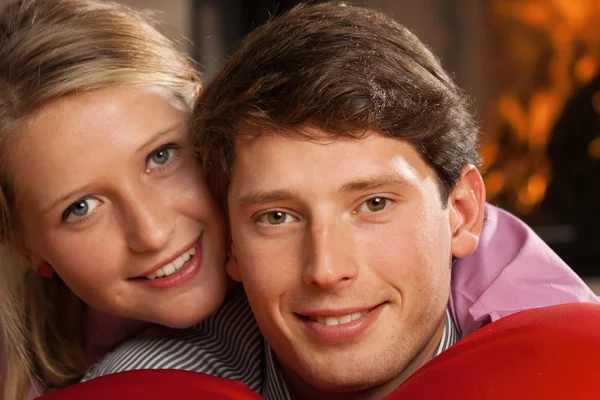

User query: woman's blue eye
[146,145,178,172]
[63,197,100,222]
[151,149,171,165]
[72,200,88,217]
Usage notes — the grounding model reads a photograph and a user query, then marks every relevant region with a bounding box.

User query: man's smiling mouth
[296,304,387,343]
[309,311,369,326]
[298,303,386,326]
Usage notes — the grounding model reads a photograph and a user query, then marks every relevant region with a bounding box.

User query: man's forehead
[232,131,380,170]
[228,130,434,202]
[232,128,424,166]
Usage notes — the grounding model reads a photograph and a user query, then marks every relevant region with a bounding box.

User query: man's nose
[302,219,358,289]
[124,187,175,253]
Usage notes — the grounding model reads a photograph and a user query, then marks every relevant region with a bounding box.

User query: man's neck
[282,317,446,400]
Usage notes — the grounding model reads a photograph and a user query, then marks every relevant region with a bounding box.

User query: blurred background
[2,0,598,289]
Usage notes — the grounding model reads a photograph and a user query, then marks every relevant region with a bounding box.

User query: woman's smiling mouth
[130,234,204,288]
[146,246,196,279]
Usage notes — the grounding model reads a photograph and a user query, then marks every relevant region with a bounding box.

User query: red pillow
[38,369,263,400]
[386,303,600,399]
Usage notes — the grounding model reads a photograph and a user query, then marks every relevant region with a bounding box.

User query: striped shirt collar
[263,308,459,400]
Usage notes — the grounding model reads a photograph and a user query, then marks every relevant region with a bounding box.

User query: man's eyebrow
[236,189,300,209]
[338,174,411,193]
[236,174,410,209]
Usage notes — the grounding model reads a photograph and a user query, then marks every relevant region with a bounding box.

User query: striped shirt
[84,290,459,399]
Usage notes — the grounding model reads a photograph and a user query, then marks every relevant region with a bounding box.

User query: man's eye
[257,211,296,225]
[63,197,100,222]
[359,197,392,213]
[146,145,178,171]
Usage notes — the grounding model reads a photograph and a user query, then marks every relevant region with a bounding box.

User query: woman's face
[11,87,227,328]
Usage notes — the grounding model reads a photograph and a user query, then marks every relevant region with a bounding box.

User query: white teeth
[146,245,197,280]
[338,314,353,324]
[173,257,185,269]
[351,312,365,321]
[311,310,369,325]
[162,264,176,276]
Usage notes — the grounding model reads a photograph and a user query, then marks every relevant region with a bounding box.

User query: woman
[0,0,228,398]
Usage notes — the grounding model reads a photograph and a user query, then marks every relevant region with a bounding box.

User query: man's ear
[225,241,242,282]
[194,84,202,101]
[448,165,486,259]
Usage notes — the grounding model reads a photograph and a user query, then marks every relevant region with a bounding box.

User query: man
[192,2,598,397]
[85,3,598,399]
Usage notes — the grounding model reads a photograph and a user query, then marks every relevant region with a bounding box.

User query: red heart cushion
[386,303,600,399]
[38,369,263,400]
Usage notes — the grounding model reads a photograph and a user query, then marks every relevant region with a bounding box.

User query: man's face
[227,128,480,395]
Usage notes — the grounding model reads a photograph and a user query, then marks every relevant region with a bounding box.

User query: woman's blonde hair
[0,1,200,398]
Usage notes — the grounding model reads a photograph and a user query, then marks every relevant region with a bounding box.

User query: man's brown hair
[193,2,480,207]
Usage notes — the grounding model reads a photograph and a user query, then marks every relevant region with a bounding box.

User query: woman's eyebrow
[41,123,183,216]
[135,122,182,153]
[41,183,96,217]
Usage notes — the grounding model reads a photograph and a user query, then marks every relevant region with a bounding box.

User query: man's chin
[278,338,414,395]
[296,364,402,395]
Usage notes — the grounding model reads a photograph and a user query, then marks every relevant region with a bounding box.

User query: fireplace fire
[482,0,600,273]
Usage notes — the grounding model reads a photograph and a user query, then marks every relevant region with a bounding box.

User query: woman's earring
[37,262,54,279]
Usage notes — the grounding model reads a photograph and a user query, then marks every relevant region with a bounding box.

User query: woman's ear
[448,165,486,259]
[7,229,42,269]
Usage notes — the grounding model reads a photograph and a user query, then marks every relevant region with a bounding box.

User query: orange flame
[485,0,600,213]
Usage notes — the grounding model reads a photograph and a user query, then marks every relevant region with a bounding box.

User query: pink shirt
[449,204,599,336]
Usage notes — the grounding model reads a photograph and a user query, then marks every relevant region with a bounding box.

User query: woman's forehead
[9,87,188,206]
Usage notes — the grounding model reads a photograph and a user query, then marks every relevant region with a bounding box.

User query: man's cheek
[239,246,288,293]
